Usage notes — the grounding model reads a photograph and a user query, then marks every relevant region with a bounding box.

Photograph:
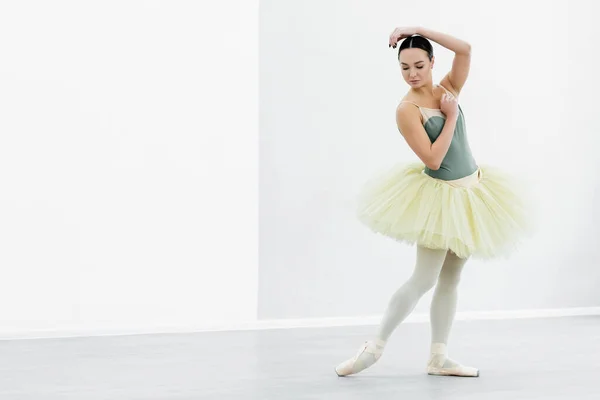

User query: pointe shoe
[335,339,386,377]
[426,343,479,377]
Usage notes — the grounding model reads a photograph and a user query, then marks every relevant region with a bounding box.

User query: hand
[440,93,458,119]
[389,26,420,48]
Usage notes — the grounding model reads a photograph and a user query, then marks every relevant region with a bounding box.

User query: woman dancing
[335,26,530,378]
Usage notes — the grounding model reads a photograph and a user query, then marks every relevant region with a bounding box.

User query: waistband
[423,168,482,188]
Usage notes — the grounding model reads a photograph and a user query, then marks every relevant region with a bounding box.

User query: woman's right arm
[396,97,458,170]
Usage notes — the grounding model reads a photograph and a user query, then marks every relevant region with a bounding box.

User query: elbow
[463,43,472,55]
[456,43,472,56]
[421,154,441,170]
[425,160,441,170]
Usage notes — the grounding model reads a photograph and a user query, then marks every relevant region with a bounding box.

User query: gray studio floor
[0,316,599,399]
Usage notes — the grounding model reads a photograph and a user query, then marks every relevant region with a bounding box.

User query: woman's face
[399,48,434,88]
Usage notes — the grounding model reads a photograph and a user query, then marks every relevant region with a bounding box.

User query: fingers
[440,94,457,110]
[441,93,456,103]
[389,29,397,47]
[389,28,405,48]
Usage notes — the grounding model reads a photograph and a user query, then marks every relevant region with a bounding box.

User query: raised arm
[416,27,472,96]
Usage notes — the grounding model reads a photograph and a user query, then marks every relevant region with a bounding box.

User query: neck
[410,81,435,96]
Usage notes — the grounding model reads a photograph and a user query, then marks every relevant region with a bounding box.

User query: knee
[437,273,462,291]
[410,274,438,295]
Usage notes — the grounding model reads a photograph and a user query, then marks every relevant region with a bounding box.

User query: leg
[427,250,479,377]
[335,245,447,377]
[430,250,467,344]
[377,245,448,341]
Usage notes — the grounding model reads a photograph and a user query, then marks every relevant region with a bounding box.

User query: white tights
[335,245,477,377]
[377,245,467,343]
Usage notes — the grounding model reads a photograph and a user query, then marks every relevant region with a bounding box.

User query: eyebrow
[401,61,425,66]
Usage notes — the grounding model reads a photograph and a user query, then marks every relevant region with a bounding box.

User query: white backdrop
[0,0,258,338]
[259,0,600,319]
[1,0,598,340]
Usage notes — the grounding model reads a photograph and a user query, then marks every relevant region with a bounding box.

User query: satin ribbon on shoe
[426,343,479,377]
[335,339,385,377]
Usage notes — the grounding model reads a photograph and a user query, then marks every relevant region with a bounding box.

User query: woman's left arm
[417,27,472,96]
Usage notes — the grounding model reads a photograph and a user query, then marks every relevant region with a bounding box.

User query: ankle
[430,342,447,355]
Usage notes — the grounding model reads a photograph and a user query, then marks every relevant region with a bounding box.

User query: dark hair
[398,35,434,61]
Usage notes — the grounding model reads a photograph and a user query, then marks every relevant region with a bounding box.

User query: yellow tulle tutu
[357,162,532,259]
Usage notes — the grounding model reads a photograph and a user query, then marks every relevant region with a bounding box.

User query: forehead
[399,48,428,64]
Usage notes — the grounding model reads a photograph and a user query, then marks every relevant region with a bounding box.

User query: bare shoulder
[396,101,421,119]
[395,102,423,134]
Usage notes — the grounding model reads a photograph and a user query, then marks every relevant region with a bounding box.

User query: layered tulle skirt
[357,162,533,259]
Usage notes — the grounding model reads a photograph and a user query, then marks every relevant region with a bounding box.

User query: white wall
[259,0,600,319]
[0,0,258,338]
[2,0,598,340]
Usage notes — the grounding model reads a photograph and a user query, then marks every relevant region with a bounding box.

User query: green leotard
[401,84,478,181]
